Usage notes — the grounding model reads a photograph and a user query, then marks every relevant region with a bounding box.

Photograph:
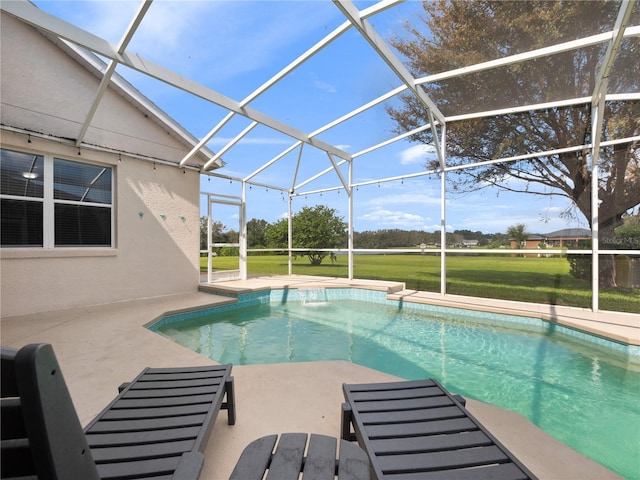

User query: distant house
[510,228,591,249]
[510,234,545,249]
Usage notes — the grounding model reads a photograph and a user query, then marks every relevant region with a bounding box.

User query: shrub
[567,239,591,281]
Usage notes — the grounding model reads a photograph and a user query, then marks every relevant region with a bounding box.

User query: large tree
[387,0,640,286]
[199,217,227,251]
[507,224,529,249]
[265,205,347,265]
[246,218,269,247]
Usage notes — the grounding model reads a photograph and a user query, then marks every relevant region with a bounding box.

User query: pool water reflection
[152,298,640,479]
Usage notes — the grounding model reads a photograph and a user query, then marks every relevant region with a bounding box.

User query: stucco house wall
[1,13,209,317]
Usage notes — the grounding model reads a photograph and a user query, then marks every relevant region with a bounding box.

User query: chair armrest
[453,394,466,406]
[341,402,356,441]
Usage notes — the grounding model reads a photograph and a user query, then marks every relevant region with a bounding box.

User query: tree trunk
[599,223,618,288]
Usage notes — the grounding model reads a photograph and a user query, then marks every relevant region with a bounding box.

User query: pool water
[154,299,640,479]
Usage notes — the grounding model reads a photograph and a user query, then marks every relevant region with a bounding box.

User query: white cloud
[367,192,441,207]
[74,2,141,43]
[165,3,335,83]
[399,144,437,166]
[358,208,428,229]
[445,192,589,234]
[60,1,338,85]
[311,73,337,94]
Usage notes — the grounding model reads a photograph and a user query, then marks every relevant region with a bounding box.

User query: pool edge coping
[152,283,640,360]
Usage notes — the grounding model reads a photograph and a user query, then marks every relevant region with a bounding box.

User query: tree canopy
[387,1,639,284]
[507,223,529,249]
[265,205,347,265]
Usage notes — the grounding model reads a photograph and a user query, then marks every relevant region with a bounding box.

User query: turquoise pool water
[151,291,640,479]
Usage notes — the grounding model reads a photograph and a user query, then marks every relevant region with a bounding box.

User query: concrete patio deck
[1,275,633,479]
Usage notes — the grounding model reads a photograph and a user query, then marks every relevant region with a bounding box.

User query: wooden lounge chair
[341,379,537,480]
[1,343,236,479]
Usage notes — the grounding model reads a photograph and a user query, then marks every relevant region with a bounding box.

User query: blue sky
[32,0,589,236]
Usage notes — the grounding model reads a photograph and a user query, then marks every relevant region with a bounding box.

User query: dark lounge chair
[341,378,537,480]
[1,343,236,479]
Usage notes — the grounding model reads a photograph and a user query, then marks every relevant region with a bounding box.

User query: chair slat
[265,433,308,479]
[302,434,336,480]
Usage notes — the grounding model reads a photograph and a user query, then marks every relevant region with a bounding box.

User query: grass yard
[201,253,640,313]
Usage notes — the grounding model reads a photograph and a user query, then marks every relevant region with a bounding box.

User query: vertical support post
[440,125,447,295]
[240,182,247,280]
[590,103,602,312]
[586,0,634,310]
[348,160,354,280]
[288,194,293,276]
[207,194,212,284]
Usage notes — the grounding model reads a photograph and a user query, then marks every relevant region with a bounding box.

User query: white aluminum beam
[245,141,302,182]
[440,126,447,295]
[293,21,640,185]
[293,24,640,172]
[591,104,601,312]
[255,23,640,174]
[61,42,219,166]
[353,123,434,158]
[203,121,258,171]
[178,0,403,167]
[291,144,305,192]
[351,169,438,188]
[333,0,446,125]
[294,133,639,195]
[294,160,347,191]
[347,93,636,167]
[416,26,640,87]
[76,0,152,146]
[592,0,635,106]
[1,0,351,162]
[257,86,402,188]
[179,0,403,167]
[179,20,352,166]
[180,112,235,168]
[326,153,350,193]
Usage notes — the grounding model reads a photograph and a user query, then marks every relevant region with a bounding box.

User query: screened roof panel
[2,0,638,187]
[394,0,627,74]
[426,44,608,118]
[209,125,299,179]
[246,25,400,132]
[312,102,400,153]
[121,1,348,99]
[112,64,234,140]
[608,38,640,95]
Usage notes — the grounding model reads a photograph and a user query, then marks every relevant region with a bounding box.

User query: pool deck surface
[2,275,637,479]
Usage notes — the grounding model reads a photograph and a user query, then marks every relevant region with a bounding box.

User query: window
[1,148,113,248]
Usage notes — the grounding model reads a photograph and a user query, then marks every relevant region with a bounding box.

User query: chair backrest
[1,343,99,480]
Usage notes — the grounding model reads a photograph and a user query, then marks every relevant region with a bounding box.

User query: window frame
[1,148,115,249]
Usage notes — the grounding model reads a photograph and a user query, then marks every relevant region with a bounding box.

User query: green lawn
[201,253,640,313]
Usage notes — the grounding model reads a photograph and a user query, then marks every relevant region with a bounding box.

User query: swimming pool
[150,288,640,479]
